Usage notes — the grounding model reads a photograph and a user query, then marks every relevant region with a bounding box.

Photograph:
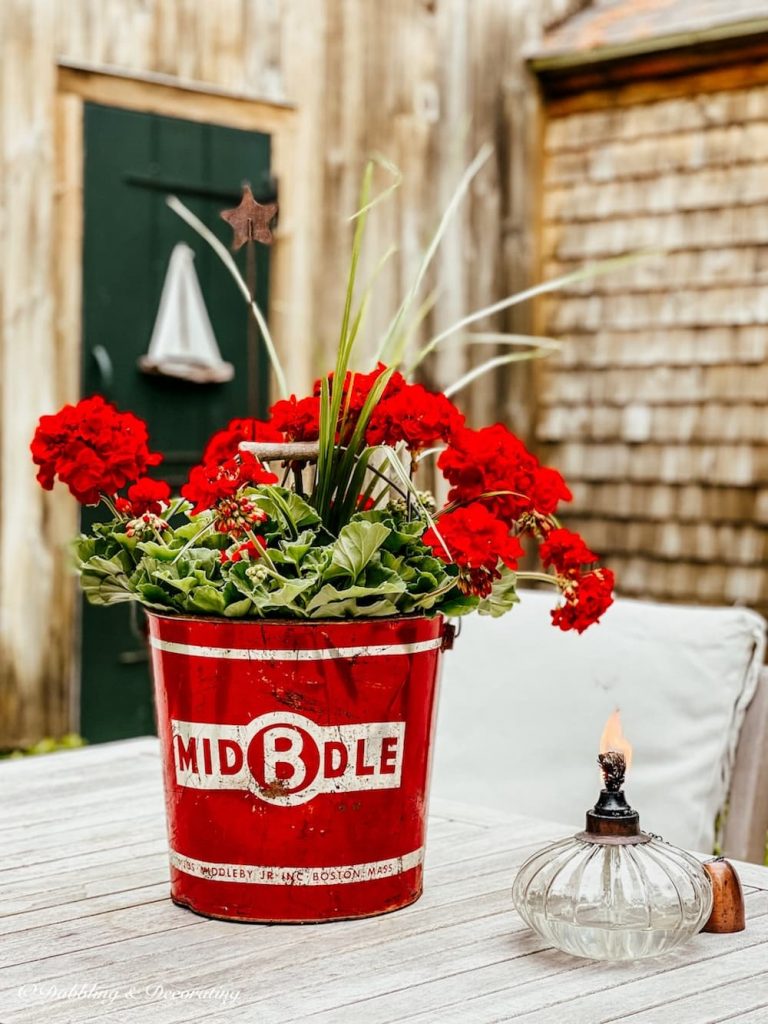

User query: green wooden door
[80,103,272,743]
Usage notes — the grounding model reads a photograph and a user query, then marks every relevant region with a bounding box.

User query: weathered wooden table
[3,739,768,1024]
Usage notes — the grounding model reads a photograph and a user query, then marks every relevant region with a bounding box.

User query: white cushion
[432,591,765,851]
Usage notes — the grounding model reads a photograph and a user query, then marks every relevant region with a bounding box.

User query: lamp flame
[599,709,632,772]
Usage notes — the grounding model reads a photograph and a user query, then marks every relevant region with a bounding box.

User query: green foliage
[478,568,521,618]
[1,734,86,759]
[73,490,476,621]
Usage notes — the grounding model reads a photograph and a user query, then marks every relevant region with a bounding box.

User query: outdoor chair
[432,591,768,862]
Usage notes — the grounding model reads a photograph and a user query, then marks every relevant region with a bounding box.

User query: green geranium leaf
[305,576,405,615]
[80,571,134,606]
[87,555,127,577]
[153,571,199,595]
[438,593,479,616]
[71,536,98,565]
[310,597,400,619]
[330,521,391,580]
[173,515,214,541]
[253,487,321,533]
[477,569,520,618]
[186,586,227,614]
[136,541,179,562]
[136,583,178,609]
[186,547,221,573]
[262,577,317,610]
[280,530,316,567]
[223,597,254,618]
[112,532,141,553]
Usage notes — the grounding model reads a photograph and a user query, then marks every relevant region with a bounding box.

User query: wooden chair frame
[725,666,768,863]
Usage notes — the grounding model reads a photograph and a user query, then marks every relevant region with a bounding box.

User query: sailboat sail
[139,243,234,384]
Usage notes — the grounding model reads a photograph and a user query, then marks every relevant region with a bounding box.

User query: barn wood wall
[538,60,768,617]
[1,0,581,746]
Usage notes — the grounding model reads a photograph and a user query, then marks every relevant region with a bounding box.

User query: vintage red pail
[146,612,448,922]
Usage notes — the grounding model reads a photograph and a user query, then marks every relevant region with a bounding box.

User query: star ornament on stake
[220,185,278,250]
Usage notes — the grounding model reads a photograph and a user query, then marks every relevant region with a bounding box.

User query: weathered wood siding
[539,72,768,616]
[1,0,582,746]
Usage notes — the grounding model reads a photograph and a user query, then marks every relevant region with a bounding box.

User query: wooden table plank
[2,739,767,1024]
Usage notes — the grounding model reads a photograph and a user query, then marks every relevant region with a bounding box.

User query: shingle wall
[539,79,768,614]
[537,0,768,59]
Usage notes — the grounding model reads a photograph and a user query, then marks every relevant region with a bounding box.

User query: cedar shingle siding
[539,79,768,615]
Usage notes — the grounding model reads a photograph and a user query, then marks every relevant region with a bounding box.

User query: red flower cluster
[423,503,524,597]
[366,383,464,453]
[551,569,615,634]
[315,363,406,417]
[267,366,461,455]
[203,418,283,464]
[219,537,265,563]
[438,424,571,523]
[181,452,277,516]
[30,396,162,505]
[269,395,321,442]
[115,477,171,517]
[539,528,597,577]
[211,496,268,536]
[309,363,409,444]
[537,526,613,631]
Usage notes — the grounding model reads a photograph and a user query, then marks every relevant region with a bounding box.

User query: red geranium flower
[551,569,615,633]
[423,503,524,597]
[438,424,572,524]
[219,537,266,563]
[181,452,277,516]
[539,527,598,577]
[530,465,572,516]
[30,396,162,505]
[366,383,464,453]
[314,363,406,416]
[269,395,321,442]
[203,418,283,464]
[312,363,408,443]
[116,477,172,517]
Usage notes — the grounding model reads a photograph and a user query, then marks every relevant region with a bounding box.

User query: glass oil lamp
[512,715,713,961]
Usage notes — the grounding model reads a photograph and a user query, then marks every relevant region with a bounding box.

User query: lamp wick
[598,750,626,792]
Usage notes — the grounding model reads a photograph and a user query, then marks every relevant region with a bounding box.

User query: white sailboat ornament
[139,242,234,384]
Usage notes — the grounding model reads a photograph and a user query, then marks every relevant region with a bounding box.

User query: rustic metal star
[220,185,278,250]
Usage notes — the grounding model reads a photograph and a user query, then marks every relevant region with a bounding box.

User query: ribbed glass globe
[512,835,713,961]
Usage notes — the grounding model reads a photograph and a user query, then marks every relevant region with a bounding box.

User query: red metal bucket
[147,612,447,923]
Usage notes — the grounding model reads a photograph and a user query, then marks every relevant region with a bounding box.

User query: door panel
[80,103,272,743]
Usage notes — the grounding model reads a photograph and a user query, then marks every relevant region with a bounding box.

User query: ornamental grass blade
[347,245,398,372]
[376,143,494,366]
[443,347,561,399]
[379,446,451,561]
[316,163,375,519]
[408,250,653,373]
[315,375,334,510]
[330,366,398,528]
[166,195,288,399]
[464,331,563,351]
[348,153,403,220]
[334,448,376,526]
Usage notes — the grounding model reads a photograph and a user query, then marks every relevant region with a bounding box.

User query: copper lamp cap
[702,858,745,933]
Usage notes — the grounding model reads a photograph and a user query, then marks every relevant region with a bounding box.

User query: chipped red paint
[147,613,447,923]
